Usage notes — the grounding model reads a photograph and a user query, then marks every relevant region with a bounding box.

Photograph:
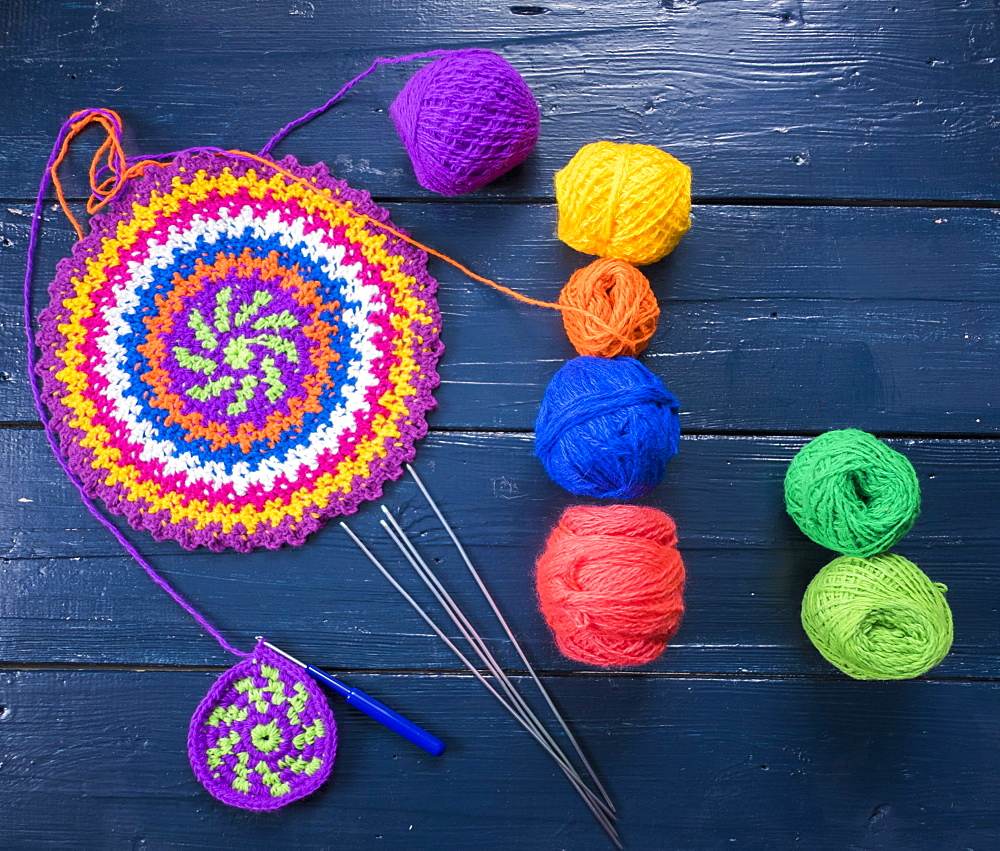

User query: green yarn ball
[784,429,920,557]
[801,553,953,680]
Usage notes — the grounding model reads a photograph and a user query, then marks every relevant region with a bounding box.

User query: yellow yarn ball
[555,141,692,266]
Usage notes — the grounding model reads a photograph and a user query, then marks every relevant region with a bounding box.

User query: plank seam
[1,422,999,440]
[10,196,1000,209]
[0,663,996,683]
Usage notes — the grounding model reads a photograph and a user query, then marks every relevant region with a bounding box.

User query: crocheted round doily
[37,152,442,551]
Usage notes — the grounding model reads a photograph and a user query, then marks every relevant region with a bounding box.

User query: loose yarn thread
[23,109,248,658]
[800,553,953,680]
[535,356,680,499]
[784,429,921,557]
[555,141,692,266]
[26,99,646,647]
[536,505,685,667]
[558,258,659,358]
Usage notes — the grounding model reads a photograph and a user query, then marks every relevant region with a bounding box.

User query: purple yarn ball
[390,49,540,195]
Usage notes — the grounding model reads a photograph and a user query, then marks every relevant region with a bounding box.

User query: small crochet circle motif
[188,640,337,810]
[37,152,443,551]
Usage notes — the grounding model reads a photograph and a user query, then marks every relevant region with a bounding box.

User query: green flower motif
[250,720,283,754]
[173,286,302,416]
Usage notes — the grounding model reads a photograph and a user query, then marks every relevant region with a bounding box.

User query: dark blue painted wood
[0,1,998,201]
[5,204,999,434]
[1,669,998,849]
[2,0,999,847]
[2,430,998,678]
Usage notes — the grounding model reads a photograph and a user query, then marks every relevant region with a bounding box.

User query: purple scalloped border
[36,152,443,552]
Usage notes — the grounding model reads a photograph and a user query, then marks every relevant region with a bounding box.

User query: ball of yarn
[555,141,691,266]
[535,356,680,499]
[390,49,540,195]
[784,429,921,557]
[536,505,685,666]
[558,258,660,358]
[801,553,953,680]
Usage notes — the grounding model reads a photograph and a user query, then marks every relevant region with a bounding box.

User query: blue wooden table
[2,1,998,847]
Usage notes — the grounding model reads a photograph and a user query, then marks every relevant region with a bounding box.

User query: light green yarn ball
[784,429,920,557]
[801,553,953,680]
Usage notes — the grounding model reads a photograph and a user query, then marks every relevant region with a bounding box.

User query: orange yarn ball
[535,505,685,667]
[558,258,660,358]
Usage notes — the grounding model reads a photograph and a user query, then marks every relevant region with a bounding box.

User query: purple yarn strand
[259,50,453,157]
[22,111,249,659]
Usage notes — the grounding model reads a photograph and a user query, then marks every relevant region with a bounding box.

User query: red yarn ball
[535,505,685,667]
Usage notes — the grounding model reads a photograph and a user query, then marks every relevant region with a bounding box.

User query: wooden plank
[2,430,997,677]
[0,668,997,849]
[1,1,998,201]
[5,203,999,434]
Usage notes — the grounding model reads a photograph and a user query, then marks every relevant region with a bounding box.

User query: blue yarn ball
[534,356,680,499]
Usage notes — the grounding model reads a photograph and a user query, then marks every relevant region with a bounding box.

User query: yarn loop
[555,141,691,266]
[536,505,685,667]
[559,257,660,358]
[801,553,953,680]
[391,49,540,195]
[784,429,921,557]
[535,356,680,499]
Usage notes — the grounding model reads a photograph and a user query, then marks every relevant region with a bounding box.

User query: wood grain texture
[2,0,999,846]
[6,203,999,433]
[2,429,998,677]
[1,669,998,849]
[1,0,998,201]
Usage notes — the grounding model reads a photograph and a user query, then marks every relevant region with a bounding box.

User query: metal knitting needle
[254,639,445,756]
[341,522,621,848]
[379,509,570,756]
[378,510,613,821]
[378,508,614,822]
[342,522,620,847]
[405,463,616,813]
[380,514,542,740]
[344,525,621,850]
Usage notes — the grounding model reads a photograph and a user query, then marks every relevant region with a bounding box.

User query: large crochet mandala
[37,152,442,552]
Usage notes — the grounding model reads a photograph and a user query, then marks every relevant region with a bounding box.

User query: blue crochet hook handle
[262,640,445,757]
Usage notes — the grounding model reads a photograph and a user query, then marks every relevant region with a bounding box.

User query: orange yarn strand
[51,110,123,238]
[47,114,634,347]
[227,150,627,342]
[50,109,166,239]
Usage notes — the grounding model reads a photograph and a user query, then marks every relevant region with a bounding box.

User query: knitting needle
[256,638,445,756]
[378,511,613,821]
[343,520,618,840]
[378,507,614,821]
[343,522,620,848]
[341,522,621,848]
[405,463,616,813]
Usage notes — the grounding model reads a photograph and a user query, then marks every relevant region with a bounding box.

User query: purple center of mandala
[161,272,313,428]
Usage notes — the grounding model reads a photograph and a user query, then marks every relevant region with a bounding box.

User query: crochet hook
[257,639,445,757]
